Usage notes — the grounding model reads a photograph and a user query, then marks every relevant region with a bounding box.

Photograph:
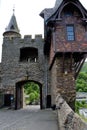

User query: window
[66,25,75,41]
[65,11,73,17]
[10,25,15,29]
[20,47,38,63]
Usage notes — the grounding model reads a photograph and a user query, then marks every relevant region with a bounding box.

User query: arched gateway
[15,80,43,110]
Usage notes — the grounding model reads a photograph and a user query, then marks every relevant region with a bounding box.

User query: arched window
[61,3,83,18]
[20,47,38,62]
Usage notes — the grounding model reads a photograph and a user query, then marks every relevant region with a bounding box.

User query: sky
[0,0,87,62]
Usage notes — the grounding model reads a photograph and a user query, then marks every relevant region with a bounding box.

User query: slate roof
[40,0,87,21]
[54,0,63,10]
[40,0,63,21]
[5,13,20,34]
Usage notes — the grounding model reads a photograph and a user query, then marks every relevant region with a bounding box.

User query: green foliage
[75,62,87,114]
[75,101,87,113]
[24,82,40,105]
[24,82,40,94]
[75,101,81,113]
[76,72,87,92]
[29,93,35,103]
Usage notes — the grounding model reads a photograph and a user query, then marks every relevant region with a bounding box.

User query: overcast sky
[0,0,87,62]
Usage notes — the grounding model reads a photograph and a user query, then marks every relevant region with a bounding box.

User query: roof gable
[40,0,87,22]
[40,0,63,21]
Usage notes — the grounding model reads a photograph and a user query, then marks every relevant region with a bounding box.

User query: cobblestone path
[0,106,58,130]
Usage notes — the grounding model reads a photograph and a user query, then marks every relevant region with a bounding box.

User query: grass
[79,114,87,122]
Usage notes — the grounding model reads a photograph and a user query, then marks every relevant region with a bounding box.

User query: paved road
[0,106,58,130]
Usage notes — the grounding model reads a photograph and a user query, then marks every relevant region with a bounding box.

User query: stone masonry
[51,56,76,110]
[0,35,50,108]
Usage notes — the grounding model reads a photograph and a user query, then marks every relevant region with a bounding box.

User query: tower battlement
[3,34,44,44]
[24,34,44,43]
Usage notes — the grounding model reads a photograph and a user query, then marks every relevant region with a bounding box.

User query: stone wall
[56,94,87,130]
[50,58,57,105]
[0,92,4,107]
[2,35,44,85]
[51,56,76,110]
[0,35,48,108]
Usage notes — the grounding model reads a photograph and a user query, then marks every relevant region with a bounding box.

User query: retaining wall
[56,94,87,130]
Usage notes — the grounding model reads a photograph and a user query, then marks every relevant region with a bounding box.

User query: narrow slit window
[66,25,75,41]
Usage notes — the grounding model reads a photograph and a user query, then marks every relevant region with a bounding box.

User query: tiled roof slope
[40,0,63,21]
[5,13,20,34]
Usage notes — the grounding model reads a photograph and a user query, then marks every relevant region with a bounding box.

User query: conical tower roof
[3,12,20,36]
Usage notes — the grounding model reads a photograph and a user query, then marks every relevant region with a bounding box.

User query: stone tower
[3,11,21,38]
[1,12,47,109]
[40,0,87,110]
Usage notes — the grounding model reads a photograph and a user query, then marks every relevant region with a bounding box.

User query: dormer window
[10,25,15,29]
[66,25,75,41]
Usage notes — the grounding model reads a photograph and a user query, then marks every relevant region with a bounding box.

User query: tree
[24,82,40,105]
[75,64,87,113]
[76,72,87,92]
[29,93,35,103]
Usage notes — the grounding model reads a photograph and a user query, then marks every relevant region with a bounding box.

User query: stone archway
[15,80,43,110]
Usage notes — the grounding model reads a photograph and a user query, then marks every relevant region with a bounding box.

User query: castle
[0,0,87,110]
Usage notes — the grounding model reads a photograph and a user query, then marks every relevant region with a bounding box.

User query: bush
[24,82,40,105]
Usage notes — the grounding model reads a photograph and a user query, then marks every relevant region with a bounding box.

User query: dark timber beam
[75,56,86,79]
